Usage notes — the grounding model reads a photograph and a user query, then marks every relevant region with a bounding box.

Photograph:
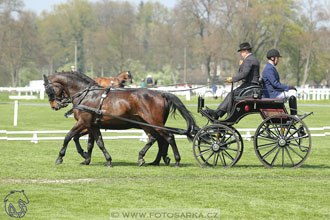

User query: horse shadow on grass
[86,161,196,168]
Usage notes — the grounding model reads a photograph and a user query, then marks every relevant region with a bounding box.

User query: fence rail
[1,127,329,144]
[1,85,330,101]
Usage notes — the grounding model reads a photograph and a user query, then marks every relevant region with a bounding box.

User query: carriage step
[296,112,313,120]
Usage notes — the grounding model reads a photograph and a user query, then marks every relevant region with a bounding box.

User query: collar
[244,53,252,60]
[268,61,275,67]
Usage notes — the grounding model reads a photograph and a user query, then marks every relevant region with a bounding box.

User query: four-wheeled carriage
[194,86,312,169]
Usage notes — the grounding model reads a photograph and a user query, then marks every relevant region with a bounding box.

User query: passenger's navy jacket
[262,62,289,98]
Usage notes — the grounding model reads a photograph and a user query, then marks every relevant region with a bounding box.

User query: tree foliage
[0,0,329,87]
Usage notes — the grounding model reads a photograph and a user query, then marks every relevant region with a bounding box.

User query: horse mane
[73,72,98,85]
[60,71,100,87]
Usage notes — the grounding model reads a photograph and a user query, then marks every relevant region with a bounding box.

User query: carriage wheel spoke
[199,136,212,145]
[270,147,281,166]
[280,117,284,136]
[260,124,278,138]
[218,152,227,167]
[287,145,304,159]
[226,147,239,152]
[282,147,284,167]
[223,150,235,162]
[198,148,213,157]
[198,144,213,148]
[284,120,295,137]
[262,146,279,160]
[269,120,281,137]
[204,151,215,163]
[220,139,237,147]
[286,135,308,142]
[286,128,300,140]
[285,147,295,167]
[287,142,310,150]
[257,142,277,150]
[257,135,277,141]
[213,152,219,167]
[206,130,217,142]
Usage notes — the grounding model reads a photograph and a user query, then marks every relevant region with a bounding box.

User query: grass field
[1,95,330,219]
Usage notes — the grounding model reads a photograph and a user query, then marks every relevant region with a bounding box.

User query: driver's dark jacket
[232,53,260,86]
[216,53,260,114]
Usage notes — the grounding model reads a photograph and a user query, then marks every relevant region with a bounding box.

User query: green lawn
[0,95,330,219]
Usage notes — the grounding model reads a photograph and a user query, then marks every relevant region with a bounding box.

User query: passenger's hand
[289,86,296,91]
[226,77,233,83]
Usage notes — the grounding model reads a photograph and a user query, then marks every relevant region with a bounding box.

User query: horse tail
[162,92,198,141]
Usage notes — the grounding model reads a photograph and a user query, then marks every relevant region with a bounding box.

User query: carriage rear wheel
[254,114,311,168]
[192,124,242,168]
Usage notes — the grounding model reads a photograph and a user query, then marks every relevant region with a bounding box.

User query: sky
[23,0,177,14]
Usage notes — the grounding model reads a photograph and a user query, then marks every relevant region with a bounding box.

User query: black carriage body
[198,96,288,126]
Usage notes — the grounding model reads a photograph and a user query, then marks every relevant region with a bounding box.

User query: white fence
[1,127,329,144]
[1,84,330,101]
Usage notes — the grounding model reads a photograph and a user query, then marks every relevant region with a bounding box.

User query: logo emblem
[4,190,29,218]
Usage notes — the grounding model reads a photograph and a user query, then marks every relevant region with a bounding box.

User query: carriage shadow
[234,164,330,169]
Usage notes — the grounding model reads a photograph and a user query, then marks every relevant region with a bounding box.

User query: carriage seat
[236,85,262,99]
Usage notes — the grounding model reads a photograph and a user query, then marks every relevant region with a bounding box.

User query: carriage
[193,84,312,168]
[43,72,312,169]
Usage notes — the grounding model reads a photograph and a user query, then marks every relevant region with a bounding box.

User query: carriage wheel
[231,126,244,165]
[254,114,311,168]
[192,124,242,168]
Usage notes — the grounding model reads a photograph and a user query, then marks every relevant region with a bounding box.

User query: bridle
[43,75,71,108]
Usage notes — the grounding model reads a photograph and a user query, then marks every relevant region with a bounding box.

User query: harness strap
[72,104,188,135]
[95,86,111,125]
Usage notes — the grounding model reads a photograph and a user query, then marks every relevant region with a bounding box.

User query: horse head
[43,74,71,110]
[126,71,133,83]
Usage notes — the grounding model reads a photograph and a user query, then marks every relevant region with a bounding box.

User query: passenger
[140,79,147,88]
[146,75,153,86]
[262,49,297,115]
[206,42,260,119]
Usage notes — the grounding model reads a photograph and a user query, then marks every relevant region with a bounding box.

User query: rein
[72,104,188,135]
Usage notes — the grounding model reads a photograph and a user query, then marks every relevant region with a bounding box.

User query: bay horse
[94,71,133,88]
[43,72,196,167]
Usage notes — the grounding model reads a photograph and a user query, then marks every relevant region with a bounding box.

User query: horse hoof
[80,161,90,165]
[147,162,160,166]
[175,162,180,168]
[138,159,145,167]
[163,157,171,166]
[107,164,113,168]
[55,158,63,165]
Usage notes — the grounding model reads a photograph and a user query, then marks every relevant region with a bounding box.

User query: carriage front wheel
[192,124,243,168]
[254,114,311,168]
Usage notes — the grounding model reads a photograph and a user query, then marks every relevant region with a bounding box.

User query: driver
[206,42,260,119]
[262,49,297,115]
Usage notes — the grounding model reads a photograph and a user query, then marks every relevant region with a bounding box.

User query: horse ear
[43,75,49,85]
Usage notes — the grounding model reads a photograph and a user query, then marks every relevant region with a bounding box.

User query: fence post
[40,88,45,100]
[13,100,18,126]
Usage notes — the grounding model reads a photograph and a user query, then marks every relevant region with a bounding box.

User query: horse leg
[148,137,170,166]
[56,122,85,165]
[138,136,156,166]
[80,132,95,165]
[160,132,181,167]
[90,128,112,167]
[73,130,89,159]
